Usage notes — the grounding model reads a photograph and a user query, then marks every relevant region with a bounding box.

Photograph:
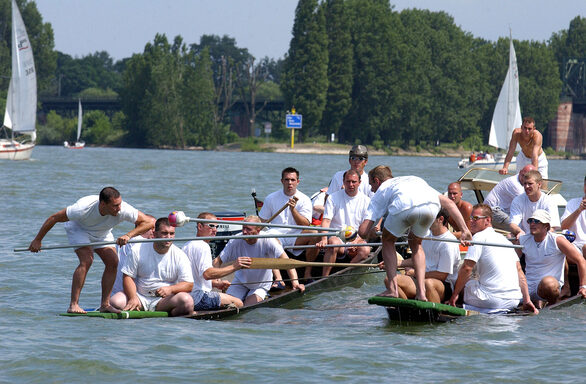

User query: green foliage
[37,110,75,144]
[83,110,124,145]
[78,87,118,98]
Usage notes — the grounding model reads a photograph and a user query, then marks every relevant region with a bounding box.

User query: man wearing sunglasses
[183,212,244,311]
[326,145,373,198]
[518,209,586,308]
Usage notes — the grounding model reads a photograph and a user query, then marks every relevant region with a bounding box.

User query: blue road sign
[286,114,302,129]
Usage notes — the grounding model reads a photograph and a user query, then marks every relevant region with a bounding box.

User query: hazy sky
[34,0,585,62]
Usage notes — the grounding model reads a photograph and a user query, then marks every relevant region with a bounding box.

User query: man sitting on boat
[28,187,153,314]
[210,216,305,306]
[448,204,537,314]
[259,167,319,279]
[499,117,548,179]
[509,170,560,238]
[446,182,473,239]
[394,209,460,303]
[518,210,586,308]
[315,169,371,277]
[182,212,243,310]
[358,165,471,301]
[483,164,535,231]
[561,176,586,256]
[110,217,194,316]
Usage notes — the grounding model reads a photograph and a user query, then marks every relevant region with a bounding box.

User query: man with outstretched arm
[499,116,548,178]
[358,165,472,301]
[28,187,154,314]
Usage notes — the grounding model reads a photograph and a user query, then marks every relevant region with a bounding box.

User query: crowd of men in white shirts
[28,144,586,316]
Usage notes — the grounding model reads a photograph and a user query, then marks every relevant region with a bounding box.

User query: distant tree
[236,57,271,136]
[54,51,121,97]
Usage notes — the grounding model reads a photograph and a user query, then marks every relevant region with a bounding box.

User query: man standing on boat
[509,170,560,238]
[259,167,318,278]
[316,169,371,277]
[28,187,153,314]
[358,165,471,301]
[110,217,194,316]
[210,216,305,306]
[483,164,535,231]
[182,212,243,310]
[499,117,548,178]
[518,210,586,308]
[446,182,473,239]
[561,176,586,256]
[448,204,537,314]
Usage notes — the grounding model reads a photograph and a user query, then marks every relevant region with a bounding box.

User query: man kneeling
[111,217,194,316]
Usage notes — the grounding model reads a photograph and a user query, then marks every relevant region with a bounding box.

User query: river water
[1,146,585,383]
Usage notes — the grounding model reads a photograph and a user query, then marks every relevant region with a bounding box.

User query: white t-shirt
[328,170,374,198]
[182,240,213,293]
[520,232,565,292]
[219,237,283,292]
[323,190,370,230]
[259,189,312,235]
[121,243,193,297]
[65,195,138,238]
[483,175,524,213]
[510,193,561,233]
[365,176,440,222]
[312,191,326,220]
[464,227,522,300]
[422,231,461,288]
[112,235,145,295]
[561,197,586,246]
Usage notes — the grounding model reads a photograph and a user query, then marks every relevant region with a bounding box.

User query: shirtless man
[499,117,548,179]
[447,182,473,239]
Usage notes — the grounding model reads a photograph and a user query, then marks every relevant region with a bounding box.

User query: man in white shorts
[395,209,460,303]
[518,210,586,308]
[358,165,471,301]
[182,212,243,311]
[561,176,586,256]
[448,204,537,314]
[111,217,194,316]
[510,170,560,238]
[483,164,535,230]
[316,169,371,277]
[499,117,548,178]
[259,167,318,269]
[210,216,305,306]
[28,187,153,314]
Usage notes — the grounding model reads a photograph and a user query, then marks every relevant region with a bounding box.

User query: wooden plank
[59,311,169,319]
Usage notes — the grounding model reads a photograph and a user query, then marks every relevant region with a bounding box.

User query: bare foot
[67,304,87,314]
[99,304,121,314]
[376,290,399,298]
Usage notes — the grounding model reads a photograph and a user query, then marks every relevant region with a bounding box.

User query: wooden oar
[13,231,342,252]
[248,257,377,270]
[420,236,523,249]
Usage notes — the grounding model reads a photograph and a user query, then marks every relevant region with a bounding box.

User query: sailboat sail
[4,0,37,139]
[77,99,82,141]
[488,35,522,150]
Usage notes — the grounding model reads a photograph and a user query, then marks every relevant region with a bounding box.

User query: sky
[34,0,586,62]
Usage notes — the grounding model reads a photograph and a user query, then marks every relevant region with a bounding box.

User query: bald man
[447,182,473,239]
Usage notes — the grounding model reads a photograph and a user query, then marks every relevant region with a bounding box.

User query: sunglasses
[205,223,219,229]
[469,215,488,221]
[527,218,542,224]
[350,156,367,161]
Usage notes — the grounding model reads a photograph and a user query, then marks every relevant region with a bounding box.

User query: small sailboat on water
[64,99,85,149]
[459,32,519,171]
[0,0,37,161]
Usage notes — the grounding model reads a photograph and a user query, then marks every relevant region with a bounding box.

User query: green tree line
[0,0,585,149]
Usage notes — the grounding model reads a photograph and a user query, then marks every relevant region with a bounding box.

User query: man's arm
[558,236,586,298]
[156,281,194,298]
[448,259,475,306]
[122,274,141,311]
[316,218,332,247]
[531,131,544,169]
[358,219,375,240]
[516,261,538,314]
[119,211,154,246]
[29,209,69,252]
[289,198,310,226]
[500,130,519,175]
[561,198,586,230]
[204,256,251,280]
[438,195,472,242]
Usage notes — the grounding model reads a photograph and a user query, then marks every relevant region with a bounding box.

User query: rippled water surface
[1,146,585,383]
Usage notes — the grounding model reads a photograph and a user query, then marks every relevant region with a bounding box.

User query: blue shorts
[193,291,221,310]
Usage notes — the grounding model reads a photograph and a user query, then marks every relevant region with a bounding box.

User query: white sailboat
[64,99,85,149]
[459,33,520,171]
[0,0,37,161]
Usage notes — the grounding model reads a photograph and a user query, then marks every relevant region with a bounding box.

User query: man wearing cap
[518,209,586,308]
[448,204,537,314]
[509,170,560,238]
[561,176,586,256]
[327,145,373,197]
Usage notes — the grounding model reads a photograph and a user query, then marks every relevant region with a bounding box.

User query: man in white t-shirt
[316,169,371,277]
[358,165,471,301]
[395,209,460,303]
[561,176,586,255]
[182,212,243,311]
[448,204,537,314]
[111,217,194,316]
[259,167,319,264]
[28,187,154,314]
[483,164,535,230]
[519,209,586,308]
[210,216,305,306]
[509,170,560,238]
